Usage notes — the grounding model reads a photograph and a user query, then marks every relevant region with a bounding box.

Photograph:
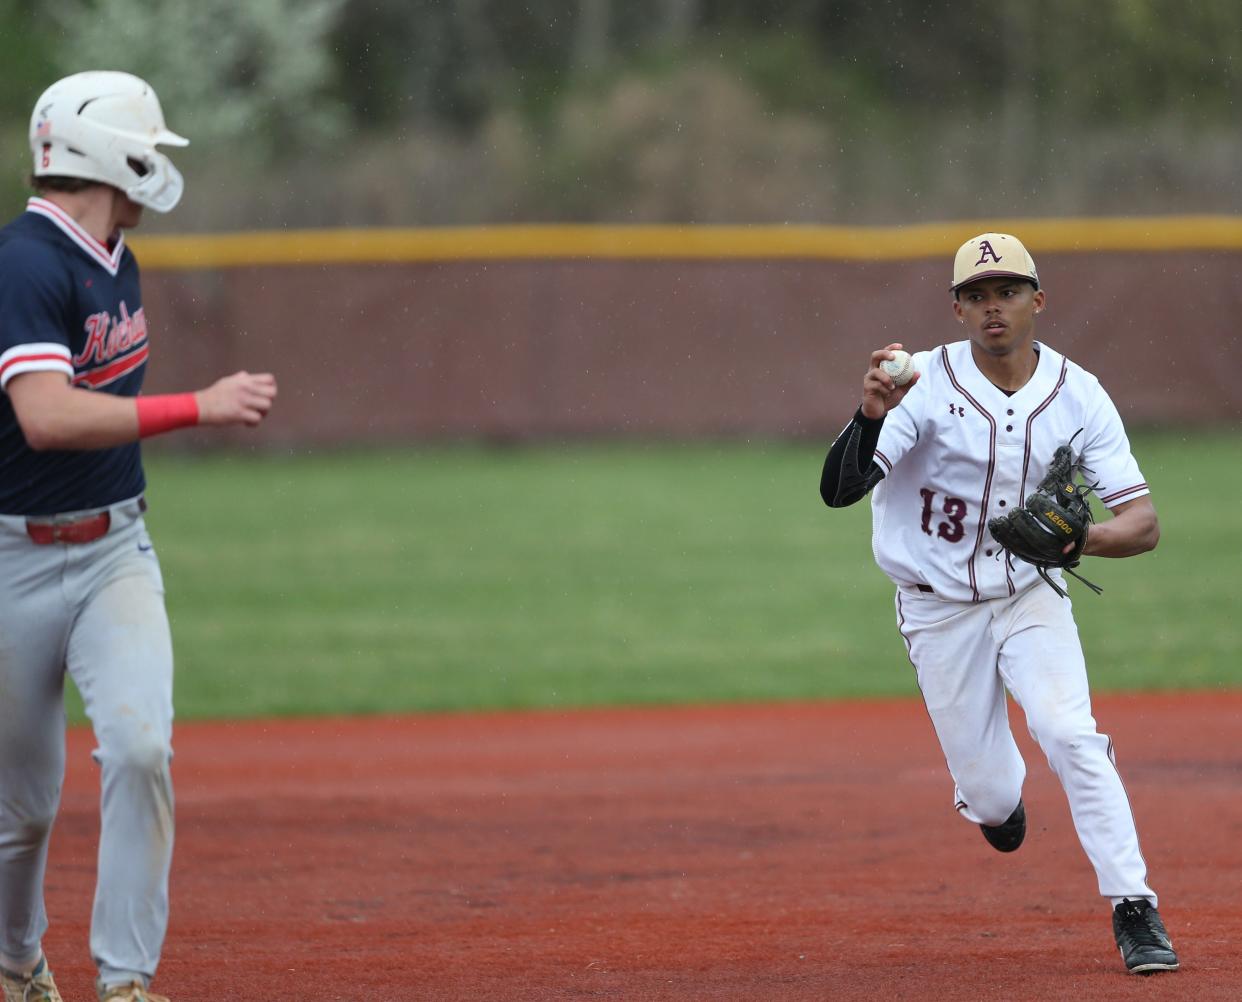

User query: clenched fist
[195,371,277,427]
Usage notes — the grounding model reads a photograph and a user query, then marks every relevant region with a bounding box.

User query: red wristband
[136,393,200,438]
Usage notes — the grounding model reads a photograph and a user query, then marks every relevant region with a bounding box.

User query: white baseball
[880,350,916,387]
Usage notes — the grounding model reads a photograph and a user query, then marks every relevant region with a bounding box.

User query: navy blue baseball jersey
[0,198,149,515]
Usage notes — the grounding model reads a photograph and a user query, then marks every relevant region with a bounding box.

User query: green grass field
[64,432,1242,723]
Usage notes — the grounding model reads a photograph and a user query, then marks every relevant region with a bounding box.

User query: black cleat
[979,800,1026,852]
[1113,899,1179,974]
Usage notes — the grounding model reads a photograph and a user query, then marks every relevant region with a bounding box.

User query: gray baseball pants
[0,496,173,988]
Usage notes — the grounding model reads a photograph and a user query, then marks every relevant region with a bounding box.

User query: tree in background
[49,0,348,155]
[0,2,57,207]
[316,0,1242,225]
[0,0,1239,227]
[0,0,347,213]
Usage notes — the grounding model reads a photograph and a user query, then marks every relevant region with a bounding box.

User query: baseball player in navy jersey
[0,72,276,1002]
[819,233,1178,975]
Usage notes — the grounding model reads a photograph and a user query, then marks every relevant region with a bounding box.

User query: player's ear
[1032,288,1046,314]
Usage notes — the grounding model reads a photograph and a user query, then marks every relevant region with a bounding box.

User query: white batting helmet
[30,71,189,213]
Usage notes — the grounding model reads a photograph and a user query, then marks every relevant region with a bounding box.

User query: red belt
[26,511,111,545]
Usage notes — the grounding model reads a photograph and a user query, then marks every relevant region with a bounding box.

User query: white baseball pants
[894,581,1155,904]
[0,497,174,987]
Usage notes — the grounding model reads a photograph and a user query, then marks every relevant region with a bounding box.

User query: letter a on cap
[975,240,1002,266]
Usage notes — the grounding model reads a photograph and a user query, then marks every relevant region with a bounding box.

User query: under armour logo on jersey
[949,403,965,417]
[975,240,1002,266]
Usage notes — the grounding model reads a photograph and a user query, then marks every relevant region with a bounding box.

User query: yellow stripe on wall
[128,216,1242,271]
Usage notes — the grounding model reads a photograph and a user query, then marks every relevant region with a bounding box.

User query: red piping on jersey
[1019,358,1070,499]
[72,344,149,389]
[26,197,125,276]
[1099,484,1148,505]
[874,448,893,473]
[1011,357,1070,596]
[942,346,996,603]
[0,351,72,383]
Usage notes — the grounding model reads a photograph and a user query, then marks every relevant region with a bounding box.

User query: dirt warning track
[42,693,1240,1000]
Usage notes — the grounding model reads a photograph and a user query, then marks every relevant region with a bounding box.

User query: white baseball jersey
[870,340,1148,602]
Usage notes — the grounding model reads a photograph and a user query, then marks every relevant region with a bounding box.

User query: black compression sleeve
[820,407,886,508]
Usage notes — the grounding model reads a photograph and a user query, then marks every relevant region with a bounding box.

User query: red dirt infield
[43,691,1239,1000]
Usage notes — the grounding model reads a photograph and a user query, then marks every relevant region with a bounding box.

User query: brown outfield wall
[138,250,1242,446]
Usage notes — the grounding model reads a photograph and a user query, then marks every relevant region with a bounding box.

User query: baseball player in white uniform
[0,72,276,1002]
[819,233,1178,975]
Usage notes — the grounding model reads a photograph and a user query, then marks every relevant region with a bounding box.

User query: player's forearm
[821,407,886,507]
[11,380,201,451]
[14,383,142,450]
[1081,499,1160,558]
[10,369,274,451]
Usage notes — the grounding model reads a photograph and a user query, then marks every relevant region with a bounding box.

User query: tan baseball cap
[950,232,1039,293]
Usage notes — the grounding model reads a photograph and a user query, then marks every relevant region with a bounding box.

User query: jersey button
[1007,409,1015,416]
[985,548,994,557]
[998,499,1007,507]
[1005,424,1014,432]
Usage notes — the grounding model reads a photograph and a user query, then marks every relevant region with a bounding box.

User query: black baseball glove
[987,434,1102,599]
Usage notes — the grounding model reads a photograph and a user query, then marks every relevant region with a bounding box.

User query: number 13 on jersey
[920,487,967,542]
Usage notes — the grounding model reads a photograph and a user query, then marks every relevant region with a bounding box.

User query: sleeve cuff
[0,343,73,390]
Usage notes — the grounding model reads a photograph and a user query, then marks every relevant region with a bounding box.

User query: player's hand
[861,343,920,419]
[195,371,277,427]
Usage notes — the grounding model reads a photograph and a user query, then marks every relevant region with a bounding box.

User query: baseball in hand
[880,350,917,387]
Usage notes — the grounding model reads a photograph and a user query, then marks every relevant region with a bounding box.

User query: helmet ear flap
[125,152,184,213]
